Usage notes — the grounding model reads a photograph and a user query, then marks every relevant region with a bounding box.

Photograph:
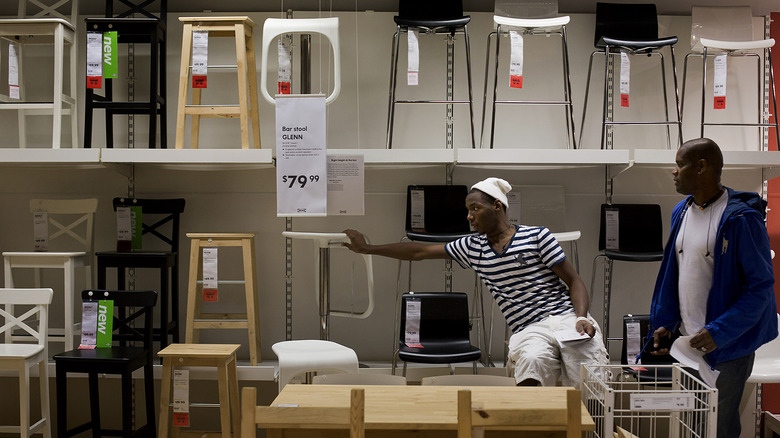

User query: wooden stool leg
[175,23,194,149]
[245,30,261,149]
[242,238,260,365]
[191,88,202,149]
[157,358,173,438]
[228,356,241,438]
[185,238,200,343]
[216,363,232,438]
[234,24,250,149]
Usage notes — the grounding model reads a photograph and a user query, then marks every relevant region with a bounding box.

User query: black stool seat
[399,342,481,364]
[54,346,150,370]
[599,36,678,50]
[406,231,476,243]
[604,250,664,263]
[394,16,471,30]
[96,250,176,266]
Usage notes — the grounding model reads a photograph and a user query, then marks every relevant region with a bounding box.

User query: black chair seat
[97,250,176,266]
[54,346,150,367]
[399,344,481,364]
[406,231,476,243]
[393,16,471,30]
[599,36,678,50]
[85,17,165,31]
[604,250,663,263]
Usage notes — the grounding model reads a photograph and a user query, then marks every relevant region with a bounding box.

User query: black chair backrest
[400,292,471,347]
[113,198,185,252]
[405,185,470,234]
[620,314,675,365]
[594,2,658,47]
[397,0,464,21]
[597,204,663,253]
[105,0,167,21]
[81,289,157,347]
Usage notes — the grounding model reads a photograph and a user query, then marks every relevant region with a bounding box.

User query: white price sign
[276,95,327,217]
[33,211,48,251]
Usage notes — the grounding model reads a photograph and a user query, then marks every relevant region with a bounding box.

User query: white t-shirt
[675,192,728,336]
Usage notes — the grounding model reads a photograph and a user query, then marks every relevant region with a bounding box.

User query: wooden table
[260,384,595,438]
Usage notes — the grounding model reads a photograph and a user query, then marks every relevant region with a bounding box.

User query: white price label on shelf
[620,52,630,107]
[173,369,190,427]
[630,393,694,411]
[327,155,364,216]
[79,302,98,349]
[278,36,292,94]
[713,54,727,109]
[407,28,419,86]
[410,189,425,229]
[404,299,421,346]
[116,207,132,242]
[626,319,641,364]
[8,42,20,99]
[605,209,619,250]
[192,31,208,75]
[33,211,48,251]
[202,247,218,302]
[509,31,523,89]
[86,32,103,88]
[276,95,327,217]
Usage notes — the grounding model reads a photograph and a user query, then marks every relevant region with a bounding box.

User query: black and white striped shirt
[445,225,574,333]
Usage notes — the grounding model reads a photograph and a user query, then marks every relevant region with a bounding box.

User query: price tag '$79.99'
[281,174,320,189]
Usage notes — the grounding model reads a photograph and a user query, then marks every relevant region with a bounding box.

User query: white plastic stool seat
[493,15,569,31]
[260,17,341,105]
[272,340,358,391]
[699,37,775,53]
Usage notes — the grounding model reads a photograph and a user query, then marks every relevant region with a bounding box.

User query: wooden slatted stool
[185,233,261,365]
[175,17,261,149]
[158,344,241,438]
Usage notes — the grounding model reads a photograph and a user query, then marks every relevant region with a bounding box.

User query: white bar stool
[272,340,359,391]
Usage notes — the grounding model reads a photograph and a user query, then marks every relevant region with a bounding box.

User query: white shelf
[0,148,101,167]
[100,148,274,169]
[632,149,780,171]
[330,148,456,166]
[455,148,631,167]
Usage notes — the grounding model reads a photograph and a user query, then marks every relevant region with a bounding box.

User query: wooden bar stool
[185,233,261,365]
[157,343,241,438]
[175,17,261,149]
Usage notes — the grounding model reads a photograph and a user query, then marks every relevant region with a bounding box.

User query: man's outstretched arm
[343,229,450,261]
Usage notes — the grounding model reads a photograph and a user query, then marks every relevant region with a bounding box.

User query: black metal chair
[621,314,675,383]
[393,292,482,376]
[54,289,157,438]
[579,2,681,150]
[84,0,167,148]
[386,0,476,149]
[96,197,185,350]
[591,204,664,346]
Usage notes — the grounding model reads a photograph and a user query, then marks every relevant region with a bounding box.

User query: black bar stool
[84,0,167,148]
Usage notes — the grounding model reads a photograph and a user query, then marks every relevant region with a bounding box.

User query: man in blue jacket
[650,138,777,437]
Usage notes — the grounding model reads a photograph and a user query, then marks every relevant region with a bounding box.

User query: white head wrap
[471,177,512,209]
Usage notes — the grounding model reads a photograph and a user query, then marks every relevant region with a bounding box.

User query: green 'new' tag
[103,31,118,79]
[96,300,114,348]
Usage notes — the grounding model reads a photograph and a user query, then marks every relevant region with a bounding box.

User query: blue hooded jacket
[649,187,778,367]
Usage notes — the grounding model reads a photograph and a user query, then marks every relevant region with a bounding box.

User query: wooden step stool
[175,17,261,149]
[157,343,241,438]
[185,233,261,365]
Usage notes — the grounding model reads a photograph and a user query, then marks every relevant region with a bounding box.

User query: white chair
[3,199,98,351]
[421,374,516,386]
[0,287,53,438]
[747,314,780,438]
[312,373,407,385]
[272,340,359,391]
[0,0,78,148]
[681,6,778,149]
[481,0,575,149]
[260,17,341,105]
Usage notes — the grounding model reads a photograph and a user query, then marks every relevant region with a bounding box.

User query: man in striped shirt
[344,177,607,386]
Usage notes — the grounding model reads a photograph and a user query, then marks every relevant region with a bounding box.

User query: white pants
[508,313,608,387]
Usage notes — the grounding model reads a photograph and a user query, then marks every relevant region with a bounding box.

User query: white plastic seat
[0,287,53,438]
[282,232,375,340]
[482,0,576,149]
[0,0,78,148]
[681,6,779,148]
[312,373,407,385]
[2,199,97,351]
[260,17,341,105]
[272,340,359,391]
[421,374,516,386]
